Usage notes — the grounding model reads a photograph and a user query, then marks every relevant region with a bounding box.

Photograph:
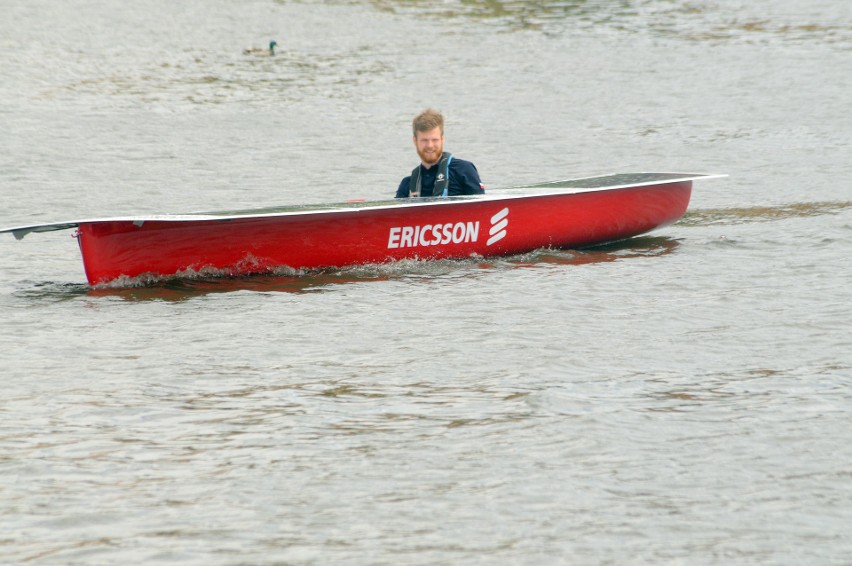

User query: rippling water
[2,0,851,564]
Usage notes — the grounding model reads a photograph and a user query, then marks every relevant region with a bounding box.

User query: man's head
[412,108,445,166]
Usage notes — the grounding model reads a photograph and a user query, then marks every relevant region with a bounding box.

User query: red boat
[1,173,722,286]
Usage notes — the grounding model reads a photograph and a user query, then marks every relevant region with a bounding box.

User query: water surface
[1,0,851,564]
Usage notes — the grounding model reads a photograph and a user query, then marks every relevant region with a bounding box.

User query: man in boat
[395,108,485,198]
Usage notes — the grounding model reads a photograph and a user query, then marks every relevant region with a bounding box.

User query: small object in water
[243,40,278,56]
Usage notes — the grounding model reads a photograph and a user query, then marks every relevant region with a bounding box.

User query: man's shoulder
[446,155,484,194]
[448,156,476,168]
[449,156,478,173]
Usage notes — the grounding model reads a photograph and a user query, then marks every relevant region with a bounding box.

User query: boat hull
[76,180,692,285]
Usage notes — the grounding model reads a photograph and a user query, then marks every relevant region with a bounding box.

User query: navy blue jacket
[396,157,485,198]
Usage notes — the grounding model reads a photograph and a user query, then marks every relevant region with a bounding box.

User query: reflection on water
[87,270,391,301]
[4,236,680,302]
[31,0,849,109]
[59,47,392,106]
[510,235,680,268]
[683,20,852,44]
[11,282,91,304]
[363,0,634,31]
[352,0,851,43]
[679,201,851,226]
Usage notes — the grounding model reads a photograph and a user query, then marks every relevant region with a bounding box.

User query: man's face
[414,126,444,166]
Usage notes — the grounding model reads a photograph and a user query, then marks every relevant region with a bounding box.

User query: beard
[417,143,443,166]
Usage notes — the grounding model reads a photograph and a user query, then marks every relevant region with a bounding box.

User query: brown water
[1,0,851,563]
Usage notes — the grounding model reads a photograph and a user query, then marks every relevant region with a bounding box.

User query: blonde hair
[412,108,444,136]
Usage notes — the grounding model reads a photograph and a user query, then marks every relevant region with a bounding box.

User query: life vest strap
[409,152,453,198]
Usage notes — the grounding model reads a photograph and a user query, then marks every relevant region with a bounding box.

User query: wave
[67,236,679,301]
[678,201,851,227]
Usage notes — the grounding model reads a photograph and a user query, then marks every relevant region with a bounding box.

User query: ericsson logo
[386,207,509,250]
[487,207,509,246]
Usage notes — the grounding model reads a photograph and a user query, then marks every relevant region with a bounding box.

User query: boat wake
[69,237,680,300]
[9,237,681,302]
[678,201,851,227]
